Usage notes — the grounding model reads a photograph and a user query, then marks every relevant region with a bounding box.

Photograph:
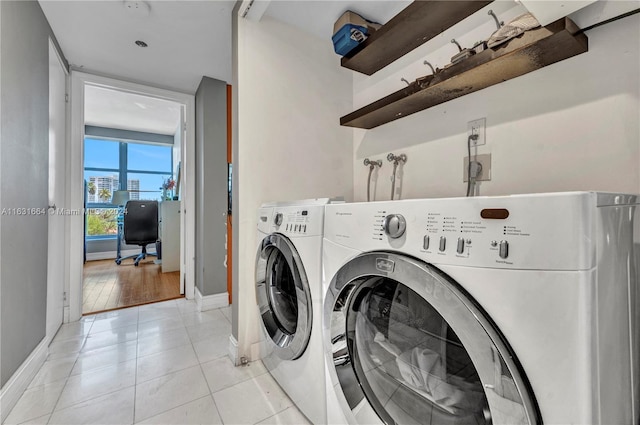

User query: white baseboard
[85,249,139,261]
[0,337,48,423]
[63,306,70,323]
[228,336,263,365]
[194,287,229,312]
[228,335,239,366]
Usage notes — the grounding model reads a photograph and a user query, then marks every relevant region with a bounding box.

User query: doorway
[47,38,67,340]
[68,72,195,320]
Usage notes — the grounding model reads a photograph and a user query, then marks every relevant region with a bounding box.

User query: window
[84,135,173,238]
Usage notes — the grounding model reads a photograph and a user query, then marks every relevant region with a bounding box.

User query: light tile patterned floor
[3,299,311,425]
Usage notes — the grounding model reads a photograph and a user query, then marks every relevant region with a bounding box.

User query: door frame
[67,71,196,322]
[46,37,68,340]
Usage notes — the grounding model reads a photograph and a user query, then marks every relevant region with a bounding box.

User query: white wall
[234,15,353,358]
[352,1,640,202]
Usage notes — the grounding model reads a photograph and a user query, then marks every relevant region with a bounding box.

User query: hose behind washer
[390,162,398,201]
[364,159,382,202]
[367,165,374,202]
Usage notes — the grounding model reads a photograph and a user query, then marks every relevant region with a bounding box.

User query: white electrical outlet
[468,118,486,146]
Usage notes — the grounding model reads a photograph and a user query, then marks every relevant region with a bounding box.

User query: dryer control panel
[325,193,605,270]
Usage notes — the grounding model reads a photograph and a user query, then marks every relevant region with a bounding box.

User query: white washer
[322,192,639,425]
[256,199,338,424]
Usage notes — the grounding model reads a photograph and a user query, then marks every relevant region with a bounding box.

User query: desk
[160,200,180,273]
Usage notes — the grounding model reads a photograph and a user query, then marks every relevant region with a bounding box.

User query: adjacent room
[82,86,184,314]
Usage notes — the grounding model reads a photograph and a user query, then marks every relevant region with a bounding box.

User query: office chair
[115,200,159,266]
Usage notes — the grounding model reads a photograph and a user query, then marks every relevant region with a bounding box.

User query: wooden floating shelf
[340,18,588,129]
[341,0,493,76]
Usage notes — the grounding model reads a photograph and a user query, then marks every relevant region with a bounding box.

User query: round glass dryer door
[256,233,312,360]
[325,252,540,425]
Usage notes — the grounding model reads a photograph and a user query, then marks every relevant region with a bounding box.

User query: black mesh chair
[116,200,158,266]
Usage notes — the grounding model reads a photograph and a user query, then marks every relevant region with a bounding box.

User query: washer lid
[324,251,540,425]
[255,233,312,360]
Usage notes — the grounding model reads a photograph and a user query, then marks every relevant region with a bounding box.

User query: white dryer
[256,199,338,424]
[322,192,639,424]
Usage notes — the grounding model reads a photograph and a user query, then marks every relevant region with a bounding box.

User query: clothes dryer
[256,199,338,424]
[322,192,639,424]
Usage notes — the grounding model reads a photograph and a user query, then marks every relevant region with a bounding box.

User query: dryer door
[325,252,540,425]
[256,233,312,360]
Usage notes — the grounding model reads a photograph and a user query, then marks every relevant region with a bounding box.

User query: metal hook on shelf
[400,78,410,86]
[488,10,503,30]
[451,39,463,52]
[423,60,436,75]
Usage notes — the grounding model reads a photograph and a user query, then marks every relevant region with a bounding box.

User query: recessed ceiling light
[123,1,150,17]
[135,40,148,48]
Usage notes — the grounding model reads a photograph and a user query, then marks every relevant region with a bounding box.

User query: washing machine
[322,192,639,425]
[256,198,339,424]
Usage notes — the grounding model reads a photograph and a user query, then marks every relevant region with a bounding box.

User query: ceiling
[40,0,410,133]
[39,0,234,94]
[40,0,412,95]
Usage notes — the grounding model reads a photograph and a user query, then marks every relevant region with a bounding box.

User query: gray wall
[0,1,66,387]
[195,77,228,297]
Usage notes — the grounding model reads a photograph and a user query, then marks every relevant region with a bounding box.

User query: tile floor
[3,299,311,425]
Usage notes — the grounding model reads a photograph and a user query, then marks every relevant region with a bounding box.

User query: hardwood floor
[83,258,182,315]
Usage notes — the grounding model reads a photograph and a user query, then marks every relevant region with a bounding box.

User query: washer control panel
[272,205,324,237]
[415,207,522,263]
[325,193,598,270]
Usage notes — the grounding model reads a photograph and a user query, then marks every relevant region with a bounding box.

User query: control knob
[274,213,283,227]
[383,214,406,239]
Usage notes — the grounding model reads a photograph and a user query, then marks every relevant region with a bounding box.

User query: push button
[456,237,465,254]
[423,235,430,250]
[499,240,509,259]
[439,236,446,252]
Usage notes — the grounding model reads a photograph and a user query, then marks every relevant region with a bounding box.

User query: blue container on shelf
[332,24,368,56]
